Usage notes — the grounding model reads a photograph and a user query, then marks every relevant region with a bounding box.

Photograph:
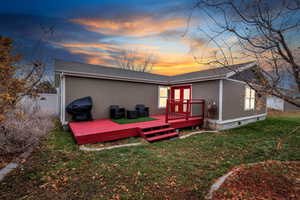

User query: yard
[0,114,299,200]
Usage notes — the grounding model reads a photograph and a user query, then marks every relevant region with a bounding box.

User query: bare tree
[116,49,156,72]
[194,0,300,108]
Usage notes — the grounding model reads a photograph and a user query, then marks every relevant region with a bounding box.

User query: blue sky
[1,0,299,79]
[1,0,219,76]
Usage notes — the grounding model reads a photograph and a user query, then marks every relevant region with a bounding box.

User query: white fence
[20,94,59,116]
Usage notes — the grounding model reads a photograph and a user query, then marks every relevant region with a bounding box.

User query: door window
[174,89,180,100]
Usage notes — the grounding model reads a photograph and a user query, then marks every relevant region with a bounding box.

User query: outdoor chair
[109,105,126,119]
[135,104,149,117]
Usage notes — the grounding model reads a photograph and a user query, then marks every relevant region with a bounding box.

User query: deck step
[146,132,178,142]
[141,125,170,132]
[142,127,175,136]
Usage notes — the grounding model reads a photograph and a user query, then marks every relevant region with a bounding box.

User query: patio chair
[135,104,149,117]
[109,105,126,119]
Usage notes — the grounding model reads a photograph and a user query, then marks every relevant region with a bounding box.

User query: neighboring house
[55,60,267,131]
[267,94,300,112]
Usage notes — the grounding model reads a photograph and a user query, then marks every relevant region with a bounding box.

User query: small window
[159,86,168,108]
[245,86,255,110]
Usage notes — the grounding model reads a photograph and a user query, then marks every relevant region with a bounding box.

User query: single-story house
[267,94,300,112]
[55,59,267,134]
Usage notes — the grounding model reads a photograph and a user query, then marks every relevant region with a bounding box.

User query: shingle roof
[169,62,254,82]
[55,59,256,84]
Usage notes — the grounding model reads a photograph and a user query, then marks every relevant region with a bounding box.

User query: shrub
[0,104,55,155]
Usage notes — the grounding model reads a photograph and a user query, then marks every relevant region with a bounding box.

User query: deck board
[69,115,203,144]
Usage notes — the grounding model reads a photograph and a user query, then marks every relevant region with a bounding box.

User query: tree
[194,0,300,108]
[116,49,156,72]
[34,80,57,94]
[0,36,44,121]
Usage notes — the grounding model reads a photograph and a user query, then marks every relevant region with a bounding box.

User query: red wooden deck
[69,115,203,144]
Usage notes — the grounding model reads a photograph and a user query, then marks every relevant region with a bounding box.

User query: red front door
[170,85,191,113]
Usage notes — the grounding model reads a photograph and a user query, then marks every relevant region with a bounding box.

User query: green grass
[0,114,299,200]
[112,117,158,124]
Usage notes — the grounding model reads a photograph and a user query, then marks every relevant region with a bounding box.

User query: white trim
[225,78,246,84]
[244,85,256,111]
[59,74,63,123]
[158,85,168,109]
[169,76,224,84]
[226,62,257,78]
[56,87,60,116]
[208,113,267,125]
[219,79,223,121]
[60,73,67,124]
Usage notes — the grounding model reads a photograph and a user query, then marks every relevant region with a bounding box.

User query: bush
[0,104,55,155]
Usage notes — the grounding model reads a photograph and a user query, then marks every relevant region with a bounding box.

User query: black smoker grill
[66,96,93,122]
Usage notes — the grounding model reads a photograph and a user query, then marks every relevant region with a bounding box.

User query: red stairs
[140,124,178,142]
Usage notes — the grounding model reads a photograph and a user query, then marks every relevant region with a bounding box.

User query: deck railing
[165,99,205,123]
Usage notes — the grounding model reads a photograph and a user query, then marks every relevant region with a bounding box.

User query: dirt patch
[178,127,204,136]
[84,136,145,148]
[268,109,300,117]
[212,160,300,200]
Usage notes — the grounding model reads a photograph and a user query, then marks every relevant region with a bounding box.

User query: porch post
[202,100,205,119]
[165,99,169,123]
[186,99,189,121]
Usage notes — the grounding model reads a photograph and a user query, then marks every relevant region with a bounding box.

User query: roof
[55,59,256,84]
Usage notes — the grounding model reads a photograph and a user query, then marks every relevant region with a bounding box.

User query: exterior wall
[65,76,165,121]
[208,114,266,130]
[284,100,300,111]
[190,80,220,119]
[267,96,284,111]
[222,79,267,121]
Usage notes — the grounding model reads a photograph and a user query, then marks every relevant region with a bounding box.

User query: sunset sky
[0,0,230,76]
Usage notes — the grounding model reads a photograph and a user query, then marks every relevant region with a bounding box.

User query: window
[245,86,255,110]
[159,86,168,108]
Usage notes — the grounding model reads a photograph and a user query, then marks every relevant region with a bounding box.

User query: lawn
[112,117,158,124]
[0,114,299,200]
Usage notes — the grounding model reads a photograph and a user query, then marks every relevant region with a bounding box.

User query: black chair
[135,104,149,117]
[109,105,126,119]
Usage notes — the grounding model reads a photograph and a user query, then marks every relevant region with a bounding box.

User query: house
[55,60,267,144]
[267,93,300,112]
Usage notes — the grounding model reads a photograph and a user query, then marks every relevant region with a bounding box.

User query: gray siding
[65,76,165,120]
[284,101,300,111]
[191,80,220,119]
[222,79,266,120]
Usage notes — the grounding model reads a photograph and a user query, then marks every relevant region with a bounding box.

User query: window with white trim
[158,86,168,108]
[244,86,255,110]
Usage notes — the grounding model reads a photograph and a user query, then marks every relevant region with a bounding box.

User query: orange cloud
[54,41,215,75]
[151,52,207,75]
[61,41,251,75]
[71,16,186,37]
[57,42,118,51]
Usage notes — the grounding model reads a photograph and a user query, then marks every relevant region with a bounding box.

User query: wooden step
[146,132,178,142]
[142,127,175,136]
[141,125,169,132]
